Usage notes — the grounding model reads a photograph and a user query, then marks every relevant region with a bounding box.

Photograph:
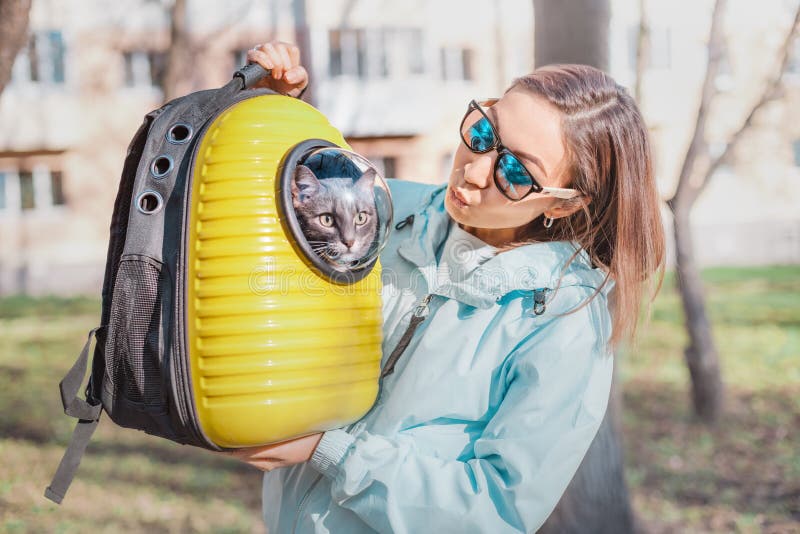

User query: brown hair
[506,64,666,351]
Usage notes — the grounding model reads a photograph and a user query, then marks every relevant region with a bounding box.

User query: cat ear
[354,167,377,193]
[292,165,320,207]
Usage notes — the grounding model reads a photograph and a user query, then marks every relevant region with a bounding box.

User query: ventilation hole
[151,155,173,178]
[136,191,163,214]
[166,123,192,144]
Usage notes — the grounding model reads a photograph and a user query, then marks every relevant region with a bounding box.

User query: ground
[0,265,797,533]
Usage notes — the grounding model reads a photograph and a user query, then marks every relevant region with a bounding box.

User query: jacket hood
[395,184,614,309]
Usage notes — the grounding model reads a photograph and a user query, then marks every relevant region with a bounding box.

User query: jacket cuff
[309,429,355,479]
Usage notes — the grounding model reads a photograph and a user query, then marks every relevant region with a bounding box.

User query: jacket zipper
[291,293,434,531]
[292,472,324,534]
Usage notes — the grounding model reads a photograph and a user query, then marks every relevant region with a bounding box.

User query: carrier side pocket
[103,254,169,432]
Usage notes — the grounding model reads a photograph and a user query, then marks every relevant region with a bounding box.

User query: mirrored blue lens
[466,116,495,152]
[496,153,533,199]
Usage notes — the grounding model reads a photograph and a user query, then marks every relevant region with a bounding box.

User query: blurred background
[0,0,797,532]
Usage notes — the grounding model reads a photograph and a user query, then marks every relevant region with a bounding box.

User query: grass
[0,265,797,532]
[0,303,265,533]
[617,265,800,533]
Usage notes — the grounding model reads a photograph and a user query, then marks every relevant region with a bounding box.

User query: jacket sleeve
[308,288,615,534]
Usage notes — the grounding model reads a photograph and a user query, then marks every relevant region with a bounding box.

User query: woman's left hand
[219,432,324,472]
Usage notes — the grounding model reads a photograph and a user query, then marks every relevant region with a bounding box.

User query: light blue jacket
[262,179,616,533]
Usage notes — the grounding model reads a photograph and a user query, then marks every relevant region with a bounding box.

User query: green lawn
[618,266,799,533]
[0,265,797,533]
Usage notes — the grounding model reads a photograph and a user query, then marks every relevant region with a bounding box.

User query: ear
[292,165,320,207]
[547,194,591,220]
[354,167,376,193]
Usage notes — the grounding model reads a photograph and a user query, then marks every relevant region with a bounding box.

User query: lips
[451,187,470,207]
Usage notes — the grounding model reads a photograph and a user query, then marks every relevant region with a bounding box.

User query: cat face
[291,164,379,270]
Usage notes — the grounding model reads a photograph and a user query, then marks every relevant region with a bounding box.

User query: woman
[228,41,665,533]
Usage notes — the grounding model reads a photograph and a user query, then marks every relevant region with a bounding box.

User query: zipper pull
[381,294,433,378]
[394,213,415,230]
[533,288,548,315]
[412,293,432,318]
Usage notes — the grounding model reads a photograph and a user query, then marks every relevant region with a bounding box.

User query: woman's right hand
[246,40,309,97]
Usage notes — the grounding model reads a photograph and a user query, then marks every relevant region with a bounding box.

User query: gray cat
[291,164,379,270]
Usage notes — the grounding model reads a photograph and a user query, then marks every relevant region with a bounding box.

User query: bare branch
[666,0,727,211]
[701,5,800,190]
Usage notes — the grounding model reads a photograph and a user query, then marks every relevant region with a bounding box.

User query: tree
[0,0,32,96]
[163,0,190,102]
[665,0,800,423]
[532,2,637,533]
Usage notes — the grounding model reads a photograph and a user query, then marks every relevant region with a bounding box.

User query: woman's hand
[246,40,309,97]
[219,432,324,472]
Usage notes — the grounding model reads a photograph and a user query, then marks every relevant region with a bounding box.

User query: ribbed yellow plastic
[186,95,382,448]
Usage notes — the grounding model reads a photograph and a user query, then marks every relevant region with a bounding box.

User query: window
[381,156,396,179]
[12,30,66,84]
[329,27,424,79]
[441,47,474,81]
[19,172,35,211]
[364,29,388,78]
[370,156,397,179]
[0,172,6,210]
[386,28,423,76]
[793,140,800,166]
[51,171,65,205]
[123,50,167,89]
[0,168,66,212]
[329,29,366,78]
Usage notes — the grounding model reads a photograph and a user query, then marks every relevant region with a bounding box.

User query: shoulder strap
[45,326,103,505]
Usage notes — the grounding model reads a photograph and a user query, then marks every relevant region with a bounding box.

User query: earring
[543,215,554,228]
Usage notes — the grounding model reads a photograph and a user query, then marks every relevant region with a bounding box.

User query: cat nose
[343,239,355,248]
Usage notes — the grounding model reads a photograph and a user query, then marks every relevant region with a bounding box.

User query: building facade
[0,0,797,295]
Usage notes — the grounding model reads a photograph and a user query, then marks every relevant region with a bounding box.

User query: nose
[462,152,494,189]
[343,238,354,248]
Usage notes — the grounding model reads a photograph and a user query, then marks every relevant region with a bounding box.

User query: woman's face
[444,87,570,245]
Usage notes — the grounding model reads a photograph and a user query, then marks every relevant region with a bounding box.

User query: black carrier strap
[46,63,276,505]
[45,326,103,504]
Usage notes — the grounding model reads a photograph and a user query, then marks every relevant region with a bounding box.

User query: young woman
[228,41,665,533]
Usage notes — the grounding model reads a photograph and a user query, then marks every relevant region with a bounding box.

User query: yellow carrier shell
[187,95,382,448]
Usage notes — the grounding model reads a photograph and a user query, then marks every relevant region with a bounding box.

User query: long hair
[508,64,666,351]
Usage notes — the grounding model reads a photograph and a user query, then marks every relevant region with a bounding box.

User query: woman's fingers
[285,65,307,86]
[246,48,273,72]
[262,43,285,79]
[287,43,301,68]
[277,44,293,74]
[246,40,308,94]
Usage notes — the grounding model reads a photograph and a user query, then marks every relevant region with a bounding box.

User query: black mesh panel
[107,258,165,406]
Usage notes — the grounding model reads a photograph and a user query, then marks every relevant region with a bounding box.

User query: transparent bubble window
[278,143,393,283]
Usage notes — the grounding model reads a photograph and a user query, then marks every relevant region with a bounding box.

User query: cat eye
[319,213,334,227]
[354,211,368,225]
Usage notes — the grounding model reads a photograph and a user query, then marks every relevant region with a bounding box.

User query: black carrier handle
[234,62,271,90]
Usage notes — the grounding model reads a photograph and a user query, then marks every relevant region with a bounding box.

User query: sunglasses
[459,99,580,201]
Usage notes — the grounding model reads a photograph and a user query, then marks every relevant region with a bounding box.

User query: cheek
[450,143,474,172]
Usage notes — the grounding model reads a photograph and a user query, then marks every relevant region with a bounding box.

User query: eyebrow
[486,106,549,178]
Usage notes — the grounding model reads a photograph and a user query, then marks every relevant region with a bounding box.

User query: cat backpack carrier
[45,64,393,504]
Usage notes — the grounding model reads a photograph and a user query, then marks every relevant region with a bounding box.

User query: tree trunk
[533,1,635,532]
[163,0,190,103]
[533,0,610,68]
[671,205,724,423]
[538,370,636,534]
[0,0,32,95]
